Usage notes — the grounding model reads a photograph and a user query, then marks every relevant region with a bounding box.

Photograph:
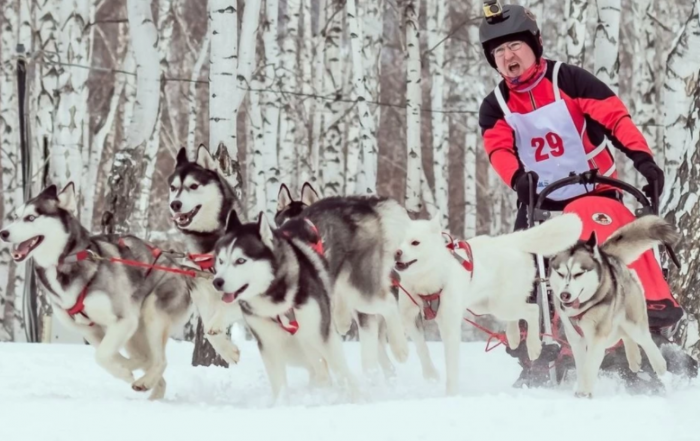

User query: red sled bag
[562,196,683,330]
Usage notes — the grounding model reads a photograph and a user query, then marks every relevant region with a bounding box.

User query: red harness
[275,308,299,335]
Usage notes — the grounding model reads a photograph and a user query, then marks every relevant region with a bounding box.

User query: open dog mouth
[562,299,581,309]
[395,259,417,272]
[172,205,201,227]
[12,236,44,262]
[222,283,248,303]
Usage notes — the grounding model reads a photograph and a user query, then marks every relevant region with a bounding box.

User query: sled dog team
[0,145,679,402]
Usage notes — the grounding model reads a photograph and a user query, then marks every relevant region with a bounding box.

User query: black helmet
[479,2,542,69]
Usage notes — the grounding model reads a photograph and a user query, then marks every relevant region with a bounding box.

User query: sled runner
[515,169,696,391]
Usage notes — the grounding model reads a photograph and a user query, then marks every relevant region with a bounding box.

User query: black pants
[513,190,622,232]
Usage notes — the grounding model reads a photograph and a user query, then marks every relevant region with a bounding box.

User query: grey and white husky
[275,182,411,376]
[548,215,679,398]
[212,209,359,402]
[166,144,243,365]
[0,183,202,399]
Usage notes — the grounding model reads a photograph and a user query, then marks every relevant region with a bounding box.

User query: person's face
[493,40,536,78]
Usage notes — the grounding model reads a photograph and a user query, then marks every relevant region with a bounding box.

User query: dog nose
[394,249,402,260]
[212,278,224,290]
[170,200,182,212]
[0,230,9,241]
[560,291,572,302]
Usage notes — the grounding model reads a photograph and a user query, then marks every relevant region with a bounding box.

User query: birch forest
[1,0,699,354]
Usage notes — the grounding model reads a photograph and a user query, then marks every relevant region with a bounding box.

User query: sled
[517,169,696,390]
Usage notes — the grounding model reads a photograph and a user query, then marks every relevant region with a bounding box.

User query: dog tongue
[222,292,236,303]
[572,299,580,309]
[12,238,35,260]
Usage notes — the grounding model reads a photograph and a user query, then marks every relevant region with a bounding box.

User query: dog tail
[600,215,679,265]
[494,212,584,256]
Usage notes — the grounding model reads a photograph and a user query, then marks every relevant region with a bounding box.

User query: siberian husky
[548,215,679,397]
[275,182,411,376]
[393,212,584,395]
[167,145,243,366]
[212,209,359,402]
[0,182,203,399]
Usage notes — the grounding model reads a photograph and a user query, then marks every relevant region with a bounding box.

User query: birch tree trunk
[187,30,210,157]
[566,0,589,67]
[262,0,282,213]
[661,53,700,357]
[103,0,160,235]
[464,117,478,238]
[661,1,700,206]
[593,0,620,93]
[309,0,327,191]
[0,0,25,341]
[209,0,238,160]
[426,0,448,226]
[297,0,314,187]
[51,0,91,202]
[279,0,300,194]
[321,0,347,197]
[346,0,379,195]
[404,0,423,213]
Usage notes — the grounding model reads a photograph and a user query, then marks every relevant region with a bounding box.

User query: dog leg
[376,318,397,379]
[95,315,139,384]
[505,321,521,351]
[622,323,667,376]
[132,301,171,397]
[323,330,361,402]
[332,294,354,336]
[523,304,542,361]
[357,313,381,376]
[259,347,288,404]
[576,335,607,398]
[375,294,409,363]
[622,335,642,373]
[435,307,462,396]
[308,357,332,388]
[409,313,439,381]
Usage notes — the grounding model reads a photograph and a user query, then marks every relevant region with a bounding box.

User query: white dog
[393,212,583,395]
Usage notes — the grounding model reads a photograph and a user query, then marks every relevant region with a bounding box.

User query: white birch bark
[297,0,314,187]
[309,0,327,190]
[279,0,300,193]
[526,0,545,28]
[404,0,422,213]
[187,31,210,157]
[51,0,91,199]
[248,80,267,217]
[232,0,261,112]
[321,0,346,197]
[464,116,478,238]
[209,0,238,159]
[346,0,379,195]
[426,0,448,226]
[488,168,503,235]
[132,0,173,236]
[593,0,620,94]
[661,0,700,211]
[262,0,282,212]
[566,0,589,67]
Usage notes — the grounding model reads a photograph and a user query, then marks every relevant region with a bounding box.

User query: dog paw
[506,321,521,350]
[221,343,241,365]
[148,379,166,401]
[206,327,224,336]
[527,338,543,361]
[132,374,160,392]
[390,337,410,363]
[423,365,440,382]
[574,391,592,399]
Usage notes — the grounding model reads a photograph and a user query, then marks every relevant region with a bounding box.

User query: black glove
[512,170,539,205]
[637,160,664,199]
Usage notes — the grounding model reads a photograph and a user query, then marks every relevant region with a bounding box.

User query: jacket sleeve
[560,63,655,165]
[479,90,521,188]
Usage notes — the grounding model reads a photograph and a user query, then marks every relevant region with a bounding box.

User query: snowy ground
[2,338,700,441]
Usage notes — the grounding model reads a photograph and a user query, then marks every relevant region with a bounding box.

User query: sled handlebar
[527,170,680,269]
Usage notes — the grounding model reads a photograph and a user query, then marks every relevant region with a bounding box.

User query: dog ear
[300,182,320,206]
[176,147,189,166]
[57,182,78,215]
[225,209,242,234]
[585,231,598,247]
[38,184,58,201]
[195,144,218,171]
[257,211,275,249]
[277,184,293,213]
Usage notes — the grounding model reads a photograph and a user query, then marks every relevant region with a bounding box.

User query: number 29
[531,132,565,162]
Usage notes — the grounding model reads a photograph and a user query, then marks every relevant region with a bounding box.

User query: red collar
[446,239,474,277]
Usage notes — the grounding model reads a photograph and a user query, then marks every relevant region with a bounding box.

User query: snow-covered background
[3,339,700,441]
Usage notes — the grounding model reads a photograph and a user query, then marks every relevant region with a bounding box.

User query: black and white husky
[275,182,411,376]
[549,215,678,398]
[212,209,359,402]
[167,145,243,365]
[0,183,202,399]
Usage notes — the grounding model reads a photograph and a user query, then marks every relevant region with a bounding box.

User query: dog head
[393,213,445,277]
[167,145,227,233]
[548,232,603,310]
[0,182,78,266]
[212,210,277,304]
[274,182,320,227]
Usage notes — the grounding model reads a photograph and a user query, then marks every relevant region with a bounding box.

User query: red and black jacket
[479,59,654,195]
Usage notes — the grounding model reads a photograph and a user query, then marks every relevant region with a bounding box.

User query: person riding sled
[476,1,691,388]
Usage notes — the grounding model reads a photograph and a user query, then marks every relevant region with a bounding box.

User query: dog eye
[572,272,585,278]
[189,183,199,190]
[24,215,36,222]
[169,185,177,192]
[235,258,246,265]
[411,240,420,246]
[218,258,224,265]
